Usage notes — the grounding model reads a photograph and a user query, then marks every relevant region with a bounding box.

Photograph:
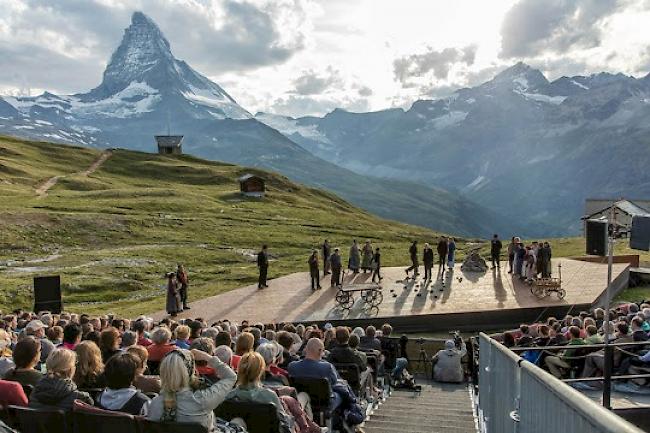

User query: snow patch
[256,113,330,143]
[429,111,468,129]
[515,90,566,105]
[466,98,475,104]
[513,76,529,91]
[182,84,250,120]
[571,80,589,90]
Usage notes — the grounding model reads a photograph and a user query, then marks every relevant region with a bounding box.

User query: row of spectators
[0,309,404,433]
[495,302,650,386]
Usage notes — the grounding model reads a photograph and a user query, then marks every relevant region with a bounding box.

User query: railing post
[603,344,613,410]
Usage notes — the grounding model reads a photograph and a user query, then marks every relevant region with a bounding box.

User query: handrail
[507,340,650,352]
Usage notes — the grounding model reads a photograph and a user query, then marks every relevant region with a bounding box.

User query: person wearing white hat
[431,337,467,383]
[25,320,55,364]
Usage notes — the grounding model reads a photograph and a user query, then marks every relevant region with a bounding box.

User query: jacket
[225,385,292,433]
[257,251,269,268]
[29,375,93,411]
[147,356,236,432]
[437,241,448,256]
[98,387,150,416]
[327,344,366,371]
[431,341,467,383]
[423,248,434,265]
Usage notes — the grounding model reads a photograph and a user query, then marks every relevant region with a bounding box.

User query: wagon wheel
[363,305,380,317]
[370,290,383,307]
[556,288,566,300]
[361,289,374,302]
[335,290,353,309]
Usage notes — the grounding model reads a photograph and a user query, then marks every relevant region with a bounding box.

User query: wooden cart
[529,263,565,299]
[335,283,383,312]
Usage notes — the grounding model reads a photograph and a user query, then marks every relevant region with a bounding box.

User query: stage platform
[154,258,631,332]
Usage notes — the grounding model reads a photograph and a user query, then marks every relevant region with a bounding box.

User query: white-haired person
[147,348,236,431]
[29,348,93,410]
[431,337,467,383]
[256,343,289,387]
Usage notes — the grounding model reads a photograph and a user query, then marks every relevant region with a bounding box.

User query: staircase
[363,381,477,433]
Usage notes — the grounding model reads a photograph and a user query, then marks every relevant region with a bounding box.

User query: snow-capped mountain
[0,12,512,238]
[256,62,650,234]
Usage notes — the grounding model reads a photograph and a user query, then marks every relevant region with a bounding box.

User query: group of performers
[405,237,457,280]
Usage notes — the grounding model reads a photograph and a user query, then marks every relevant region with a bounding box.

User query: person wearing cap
[330,248,342,287]
[307,249,321,290]
[25,319,55,365]
[430,337,467,383]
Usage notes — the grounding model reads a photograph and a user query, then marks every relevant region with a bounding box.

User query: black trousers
[372,266,381,282]
[179,284,188,307]
[323,256,330,275]
[310,270,321,289]
[424,264,433,280]
[331,267,341,286]
[405,257,419,275]
[491,252,500,267]
[258,266,268,287]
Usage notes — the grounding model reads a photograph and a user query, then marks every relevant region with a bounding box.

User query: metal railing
[477,333,645,433]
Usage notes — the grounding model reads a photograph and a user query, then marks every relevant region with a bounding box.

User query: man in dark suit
[322,239,331,276]
[491,234,502,269]
[257,245,269,289]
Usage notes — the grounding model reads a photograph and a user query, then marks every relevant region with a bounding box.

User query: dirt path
[35,150,112,198]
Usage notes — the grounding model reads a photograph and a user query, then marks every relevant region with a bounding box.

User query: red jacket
[0,379,28,407]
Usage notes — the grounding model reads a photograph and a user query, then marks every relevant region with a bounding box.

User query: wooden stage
[154,258,631,332]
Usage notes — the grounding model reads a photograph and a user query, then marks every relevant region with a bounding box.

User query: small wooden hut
[238,174,265,197]
[155,135,183,155]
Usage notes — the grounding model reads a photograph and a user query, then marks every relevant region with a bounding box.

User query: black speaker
[33,276,62,313]
[631,215,650,251]
[585,220,607,256]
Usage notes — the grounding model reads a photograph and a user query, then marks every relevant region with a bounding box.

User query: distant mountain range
[0,12,511,238]
[256,63,650,235]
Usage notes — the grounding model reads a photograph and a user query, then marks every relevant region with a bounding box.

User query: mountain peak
[490,62,548,91]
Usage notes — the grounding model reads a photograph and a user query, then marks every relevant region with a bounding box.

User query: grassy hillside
[0,135,474,316]
[2,135,648,317]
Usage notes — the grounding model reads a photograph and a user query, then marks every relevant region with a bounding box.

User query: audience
[147,327,175,362]
[3,336,43,388]
[99,327,122,363]
[126,345,161,394]
[97,352,150,415]
[73,340,106,389]
[431,337,467,383]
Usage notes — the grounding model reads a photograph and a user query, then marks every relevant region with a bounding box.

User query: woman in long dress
[348,240,361,274]
[165,272,181,317]
[525,246,537,282]
[447,238,456,270]
[361,240,373,273]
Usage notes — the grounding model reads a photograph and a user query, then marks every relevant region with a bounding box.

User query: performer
[437,237,448,274]
[371,247,382,282]
[308,249,321,290]
[361,240,373,273]
[490,234,502,269]
[165,272,181,317]
[176,264,190,310]
[405,241,419,277]
[257,245,269,289]
[322,239,331,276]
[348,240,361,274]
[507,237,516,274]
[330,248,342,287]
[423,243,434,281]
[447,238,456,270]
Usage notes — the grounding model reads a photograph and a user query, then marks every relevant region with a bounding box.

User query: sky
[1,0,650,117]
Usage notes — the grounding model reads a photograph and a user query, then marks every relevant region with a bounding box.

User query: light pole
[602,205,616,409]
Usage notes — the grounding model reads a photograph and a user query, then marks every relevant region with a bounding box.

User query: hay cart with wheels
[335,283,383,313]
[529,263,565,299]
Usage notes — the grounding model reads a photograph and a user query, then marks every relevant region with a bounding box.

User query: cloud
[291,67,343,95]
[0,0,311,94]
[357,86,373,97]
[500,0,622,58]
[393,45,477,87]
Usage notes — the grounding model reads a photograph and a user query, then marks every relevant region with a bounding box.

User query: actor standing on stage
[308,249,321,290]
[491,234,502,269]
[371,247,382,282]
[176,264,190,310]
[322,239,331,276]
[330,248,342,287]
[423,243,434,281]
[257,245,269,289]
[447,238,457,270]
[405,241,419,277]
[437,237,448,273]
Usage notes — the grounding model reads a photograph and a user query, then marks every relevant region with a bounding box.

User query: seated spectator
[84,330,101,345]
[214,331,232,349]
[73,340,106,389]
[549,324,567,346]
[126,345,161,394]
[0,329,15,377]
[147,349,236,431]
[288,338,341,409]
[328,327,370,389]
[544,326,585,378]
[188,320,203,342]
[61,323,82,350]
[631,317,649,342]
[174,325,191,349]
[585,325,604,345]
[256,343,289,387]
[582,322,633,378]
[134,320,152,347]
[277,331,299,370]
[147,327,175,362]
[431,338,467,383]
[517,325,533,346]
[47,326,64,345]
[201,327,220,344]
[214,345,233,366]
[625,350,650,385]
[97,352,150,415]
[359,326,381,352]
[502,332,516,348]
[232,332,254,370]
[25,320,55,364]
[225,352,293,433]
[0,379,28,407]
[533,325,551,347]
[30,348,93,410]
[3,336,43,388]
[190,337,219,384]
[99,327,122,363]
[121,330,137,349]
